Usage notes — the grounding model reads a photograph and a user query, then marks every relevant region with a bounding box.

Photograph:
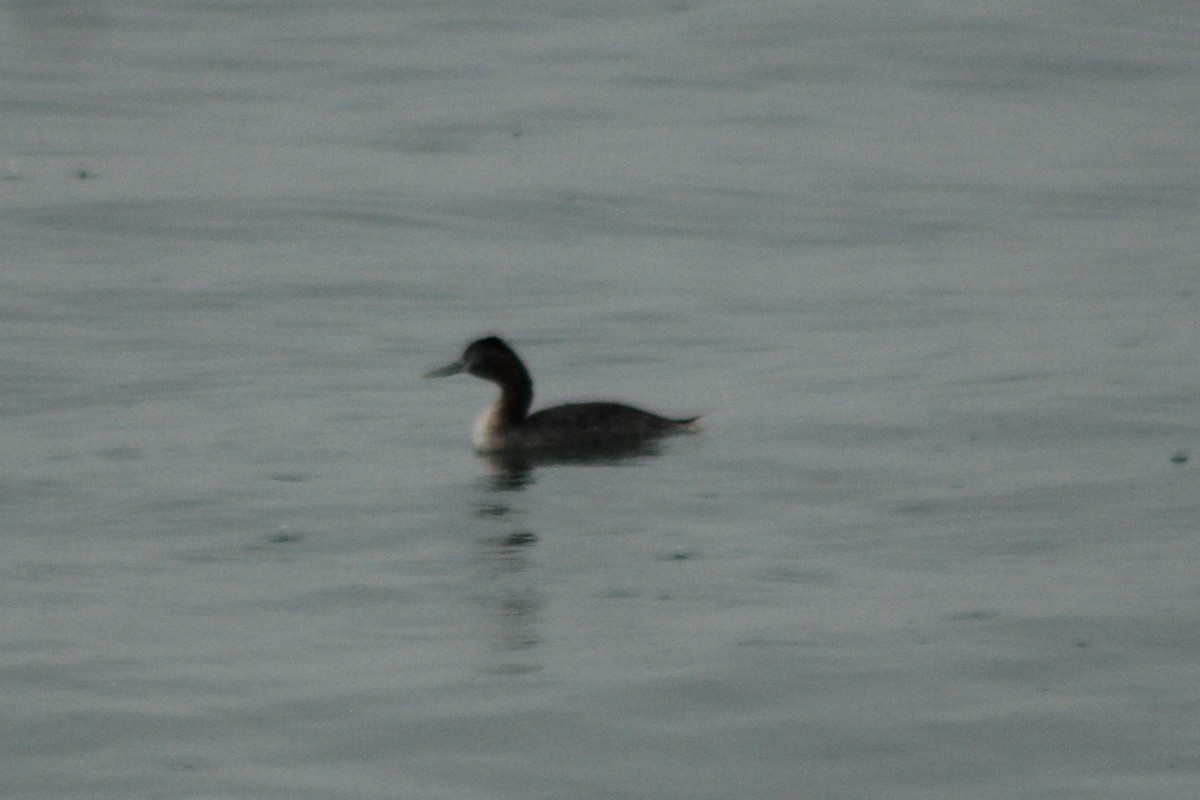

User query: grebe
[425,336,701,454]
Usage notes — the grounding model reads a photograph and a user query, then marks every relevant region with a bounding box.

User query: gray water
[3,1,1198,798]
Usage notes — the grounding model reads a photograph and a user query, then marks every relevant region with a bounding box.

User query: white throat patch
[473,404,501,451]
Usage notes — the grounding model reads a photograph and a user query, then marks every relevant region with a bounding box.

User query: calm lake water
[3,1,1198,798]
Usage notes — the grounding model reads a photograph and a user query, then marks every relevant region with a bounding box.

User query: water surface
[2,1,1198,798]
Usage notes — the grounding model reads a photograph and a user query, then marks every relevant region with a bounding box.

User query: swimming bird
[425,336,701,454]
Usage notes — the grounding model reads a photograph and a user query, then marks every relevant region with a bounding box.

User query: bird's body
[426,336,700,455]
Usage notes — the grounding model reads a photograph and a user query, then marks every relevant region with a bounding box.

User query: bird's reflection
[471,524,543,668]
[482,439,667,492]
[468,444,667,672]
